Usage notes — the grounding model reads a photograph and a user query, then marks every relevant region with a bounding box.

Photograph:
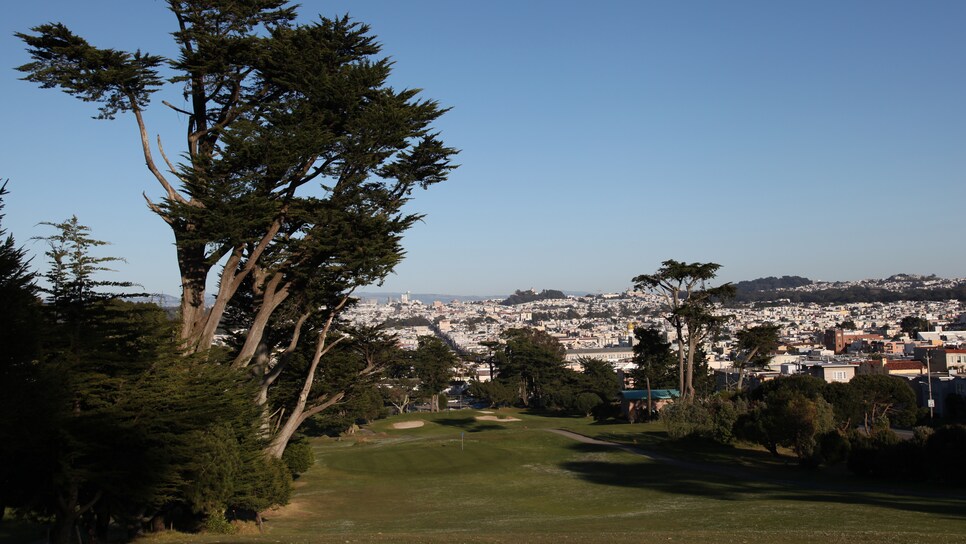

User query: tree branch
[161,100,192,117]
[143,193,173,224]
[130,96,188,205]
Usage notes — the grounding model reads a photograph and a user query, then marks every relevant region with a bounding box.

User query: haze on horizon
[2,1,963,297]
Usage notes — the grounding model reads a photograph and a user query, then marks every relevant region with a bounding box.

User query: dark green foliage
[632,260,735,400]
[846,430,918,479]
[848,374,917,430]
[228,454,292,515]
[823,381,863,431]
[739,376,834,461]
[925,425,966,485]
[0,218,277,542]
[181,425,243,516]
[575,393,603,416]
[484,333,619,416]
[468,380,517,408]
[17,23,163,120]
[658,396,743,442]
[576,358,621,404]
[266,325,399,436]
[0,182,41,372]
[0,183,43,519]
[900,315,931,337]
[18,0,457,462]
[836,319,857,330]
[814,431,851,467]
[707,396,742,444]
[630,327,676,389]
[735,282,966,304]
[734,276,812,293]
[542,387,576,412]
[944,393,966,423]
[383,316,433,328]
[281,439,314,478]
[733,324,780,389]
[410,336,457,412]
[660,402,712,440]
[493,328,568,407]
[500,289,567,306]
[750,374,827,403]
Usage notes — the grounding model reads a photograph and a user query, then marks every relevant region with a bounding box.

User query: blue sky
[2,1,964,297]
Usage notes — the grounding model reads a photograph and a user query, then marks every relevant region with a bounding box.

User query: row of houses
[567,344,966,419]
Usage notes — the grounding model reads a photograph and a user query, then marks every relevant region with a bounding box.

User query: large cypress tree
[18,0,457,457]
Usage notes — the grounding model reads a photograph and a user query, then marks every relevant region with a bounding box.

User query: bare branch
[130,96,188,205]
[161,100,192,117]
[302,392,346,421]
[143,193,173,225]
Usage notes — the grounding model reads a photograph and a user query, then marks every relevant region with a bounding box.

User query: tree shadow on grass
[434,417,506,433]
[560,442,966,520]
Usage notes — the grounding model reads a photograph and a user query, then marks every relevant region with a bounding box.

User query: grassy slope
[137,409,966,543]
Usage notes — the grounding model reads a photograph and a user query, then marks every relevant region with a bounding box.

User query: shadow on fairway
[434,417,507,433]
[560,442,966,520]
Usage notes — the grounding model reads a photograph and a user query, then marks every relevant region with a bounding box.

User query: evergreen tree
[18,0,457,458]
[630,327,677,390]
[494,328,568,407]
[411,336,458,412]
[633,260,734,400]
[3,218,273,542]
[0,182,43,524]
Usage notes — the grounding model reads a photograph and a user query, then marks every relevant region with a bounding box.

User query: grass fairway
[138,409,966,543]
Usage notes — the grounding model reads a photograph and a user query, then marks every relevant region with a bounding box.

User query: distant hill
[733,275,966,304]
[500,289,568,306]
[734,276,812,294]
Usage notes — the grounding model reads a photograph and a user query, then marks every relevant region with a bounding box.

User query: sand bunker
[475,415,522,422]
[392,420,425,429]
[477,410,494,414]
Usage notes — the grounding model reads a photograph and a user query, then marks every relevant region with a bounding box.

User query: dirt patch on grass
[266,498,314,520]
[392,420,426,429]
[476,415,522,422]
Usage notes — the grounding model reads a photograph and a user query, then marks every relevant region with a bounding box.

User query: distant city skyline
[2,1,963,297]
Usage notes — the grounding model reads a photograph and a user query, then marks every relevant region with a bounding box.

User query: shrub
[592,400,621,422]
[282,439,315,477]
[541,387,575,413]
[229,454,292,516]
[913,425,934,445]
[575,392,603,416]
[815,431,851,467]
[202,511,237,535]
[926,425,966,485]
[660,401,711,440]
[707,397,742,444]
[847,430,924,480]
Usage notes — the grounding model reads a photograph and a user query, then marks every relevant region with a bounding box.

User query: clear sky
[2,1,964,297]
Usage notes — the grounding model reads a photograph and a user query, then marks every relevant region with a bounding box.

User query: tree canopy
[632,260,734,400]
[19,0,457,459]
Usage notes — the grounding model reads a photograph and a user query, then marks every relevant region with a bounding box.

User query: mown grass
[71,409,966,543]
